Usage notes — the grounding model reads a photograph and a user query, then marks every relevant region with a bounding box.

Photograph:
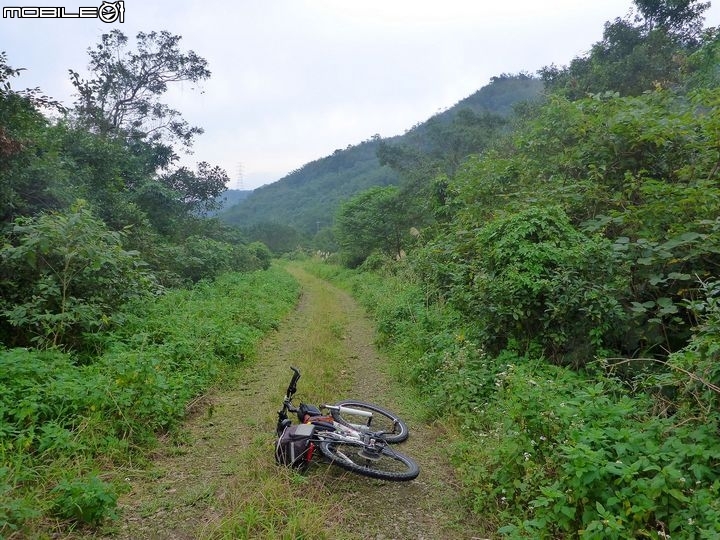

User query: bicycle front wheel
[330,400,409,444]
[318,440,419,481]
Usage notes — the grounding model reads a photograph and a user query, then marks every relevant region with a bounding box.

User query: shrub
[452,361,720,538]
[305,260,720,538]
[445,206,628,365]
[0,201,156,350]
[668,278,720,416]
[247,241,272,270]
[50,475,117,525]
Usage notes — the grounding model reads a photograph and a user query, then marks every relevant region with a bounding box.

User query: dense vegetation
[312,1,720,537]
[208,188,252,216]
[0,268,298,534]
[3,0,720,536]
[0,31,288,535]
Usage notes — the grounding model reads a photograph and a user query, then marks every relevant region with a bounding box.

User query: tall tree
[158,161,229,215]
[634,0,710,41]
[335,186,414,266]
[69,30,210,149]
[0,52,63,221]
[68,32,229,231]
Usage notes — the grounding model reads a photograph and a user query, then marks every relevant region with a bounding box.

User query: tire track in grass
[76,263,483,539]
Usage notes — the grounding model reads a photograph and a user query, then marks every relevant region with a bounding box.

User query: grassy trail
[79,263,482,539]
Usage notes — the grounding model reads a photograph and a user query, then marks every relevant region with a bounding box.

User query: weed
[50,474,118,525]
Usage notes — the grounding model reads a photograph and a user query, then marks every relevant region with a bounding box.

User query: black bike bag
[275,423,315,469]
[297,403,322,422]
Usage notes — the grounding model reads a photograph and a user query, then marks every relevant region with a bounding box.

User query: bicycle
[275,366,420,481]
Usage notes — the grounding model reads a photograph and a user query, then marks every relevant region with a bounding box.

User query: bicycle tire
[330,400,409,444]
[317,440,419,481]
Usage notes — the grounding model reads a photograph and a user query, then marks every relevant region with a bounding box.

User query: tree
[335,186,414,267]
[423,109,507,176]
[634,0,710,41]
[69,30,210,149]
[158,161,228,215]
[1,52,65,222]
[68,32,229,237]
[0,51,65,112]
[242,222,305,254]
[0,201,155,349]
[540,0,711,97]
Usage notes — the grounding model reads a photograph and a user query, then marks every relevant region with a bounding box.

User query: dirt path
[87,264,483,539]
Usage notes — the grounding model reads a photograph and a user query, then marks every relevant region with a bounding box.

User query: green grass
[197,437,348,540]
[0,266,300,537]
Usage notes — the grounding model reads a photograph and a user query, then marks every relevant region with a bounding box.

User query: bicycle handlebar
[286,366,301,399]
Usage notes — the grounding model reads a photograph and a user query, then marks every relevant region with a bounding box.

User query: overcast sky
[3,1,720,189]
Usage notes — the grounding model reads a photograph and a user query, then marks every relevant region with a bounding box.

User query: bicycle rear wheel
[318,440,419,481]
[330,400,409,444]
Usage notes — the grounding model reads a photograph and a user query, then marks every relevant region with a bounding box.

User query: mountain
[208,189,252,216]
[202,189,252,217]
[220,137,398,235]
[219,74,543,237]
[438,72,545,118]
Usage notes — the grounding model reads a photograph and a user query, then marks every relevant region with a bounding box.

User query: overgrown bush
[307,260,720,538]
[451,361,720,538]
[247,241,272,270]
[0,201,156,350]
[50,475,118,525]
[440,206,627,365]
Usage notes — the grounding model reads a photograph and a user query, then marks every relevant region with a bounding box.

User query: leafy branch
[602,356,720,395]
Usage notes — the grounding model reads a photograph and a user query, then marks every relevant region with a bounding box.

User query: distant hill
[207,189,252,216]
[220,74,543,236]
[220,138,398,235]
[440,72,545,118]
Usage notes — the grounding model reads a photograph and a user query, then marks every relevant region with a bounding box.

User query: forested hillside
[321,0,720,537]
[220,136,399,238]
[208,188,253,215]
[219,74,543,243]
